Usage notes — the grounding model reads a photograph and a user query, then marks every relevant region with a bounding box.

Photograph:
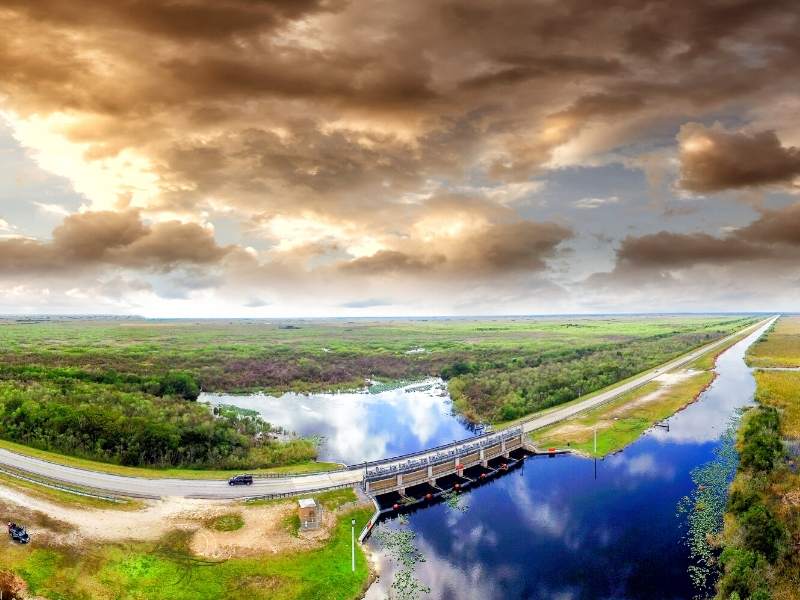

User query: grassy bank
[0,469,140,510]
[716,317,800,600]
[0,507,373,600]
[533,370,714,457]
[747,316,800,368]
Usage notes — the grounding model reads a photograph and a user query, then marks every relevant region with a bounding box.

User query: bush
[440,361,473,380]
[739,407,784,473]
[0,375,315,469]
[740,504,785,563]
[718,546,766,599]
[156,371,201,401]
[727,487,760,516]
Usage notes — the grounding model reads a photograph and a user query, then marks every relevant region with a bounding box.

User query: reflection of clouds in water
[507,475,568,538]
[606,452,675,480]
[325,398,390,463]
[645,326,766,447]
[365,535,496,600]
[648,374,753,446]
[400,391,451,446]
[199,378,469,463]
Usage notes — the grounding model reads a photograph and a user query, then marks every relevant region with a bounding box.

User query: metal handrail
[364,427,523,479]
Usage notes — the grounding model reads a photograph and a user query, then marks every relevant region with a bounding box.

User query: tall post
[351,518,356,572]
[593,425,597,455]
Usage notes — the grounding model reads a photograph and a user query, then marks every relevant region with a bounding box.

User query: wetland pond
[199,379,478,465]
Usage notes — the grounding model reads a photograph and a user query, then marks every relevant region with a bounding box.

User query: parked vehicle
[228,474,254,486]
[7,522,29,544]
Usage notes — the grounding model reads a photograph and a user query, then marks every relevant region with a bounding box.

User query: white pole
[351,518,356,572]
[594,425,597,455]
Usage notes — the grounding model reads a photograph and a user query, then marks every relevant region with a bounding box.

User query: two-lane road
[0,316,776,499]
[520,315,777,434]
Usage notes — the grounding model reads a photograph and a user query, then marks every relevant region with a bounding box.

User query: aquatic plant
[373,515,430,600]
[440,488,469,513]
[677,417,740,598]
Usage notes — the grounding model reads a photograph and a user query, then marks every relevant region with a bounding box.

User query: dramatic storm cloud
[1,0,799,315]
[678,124,800,192]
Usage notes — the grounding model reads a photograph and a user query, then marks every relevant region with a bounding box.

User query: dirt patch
[0,484,234,545]
[607,370,698,416]
[547,420,613,441]
[190,503,337,559]
[782,490,800,507]
[0,480,361,559]
[0,570,27,599]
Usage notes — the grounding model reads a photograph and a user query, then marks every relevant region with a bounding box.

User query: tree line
[0,367,316,469]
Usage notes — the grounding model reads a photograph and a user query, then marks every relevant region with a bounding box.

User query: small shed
[297,497,320,530]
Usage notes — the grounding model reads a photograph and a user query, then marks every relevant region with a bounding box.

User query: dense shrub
[717,547,768,600]
[727,487,759,516]
[739,407,784,473]
[0,374,315,469]
[740,504,785,563]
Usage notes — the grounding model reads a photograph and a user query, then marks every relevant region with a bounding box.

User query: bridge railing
[364,426,523,480]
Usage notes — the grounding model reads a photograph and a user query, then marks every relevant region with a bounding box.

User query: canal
[364,321,771,599]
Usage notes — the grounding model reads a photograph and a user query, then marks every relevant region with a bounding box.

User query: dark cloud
[736,204,800,246]
[2,1,800,313]
[2,0,800,215]
[616,231,770,269]
[598,202,800,283]
[340,220,572,277]
[341,251,446,275]
[0,211,231,275]
[678,124,800,192]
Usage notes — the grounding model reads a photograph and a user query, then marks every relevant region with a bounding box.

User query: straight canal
[364,321,771,600]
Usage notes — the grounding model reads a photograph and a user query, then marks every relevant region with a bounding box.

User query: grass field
[534,370,714,456]
[754,371,800,438]
[747,316,800,368]
[0,507,373,600]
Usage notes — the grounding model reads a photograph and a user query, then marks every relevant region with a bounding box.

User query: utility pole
[351,518,356,572]
[594,425,597,455]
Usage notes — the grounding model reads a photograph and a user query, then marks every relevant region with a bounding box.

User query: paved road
[521,316,777,435]
[0,451,365,499]
[0,316,776,499]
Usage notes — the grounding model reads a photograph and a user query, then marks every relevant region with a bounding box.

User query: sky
[0,0,799,317]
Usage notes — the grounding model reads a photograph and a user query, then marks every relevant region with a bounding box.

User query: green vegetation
[283,512,302,537]
[753,371,800,438]
[678,420,739,594]
[0,370,317,469]
[209,513,245,532]
[716,407,790,600]
[1,315,755,424]
[315,488,358,510]
[717,317,800,600]
[747,317,800,368]
[1,508,373,600]
[535,370,715,457]
[0,437,339,479]
[446,317,755,422]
